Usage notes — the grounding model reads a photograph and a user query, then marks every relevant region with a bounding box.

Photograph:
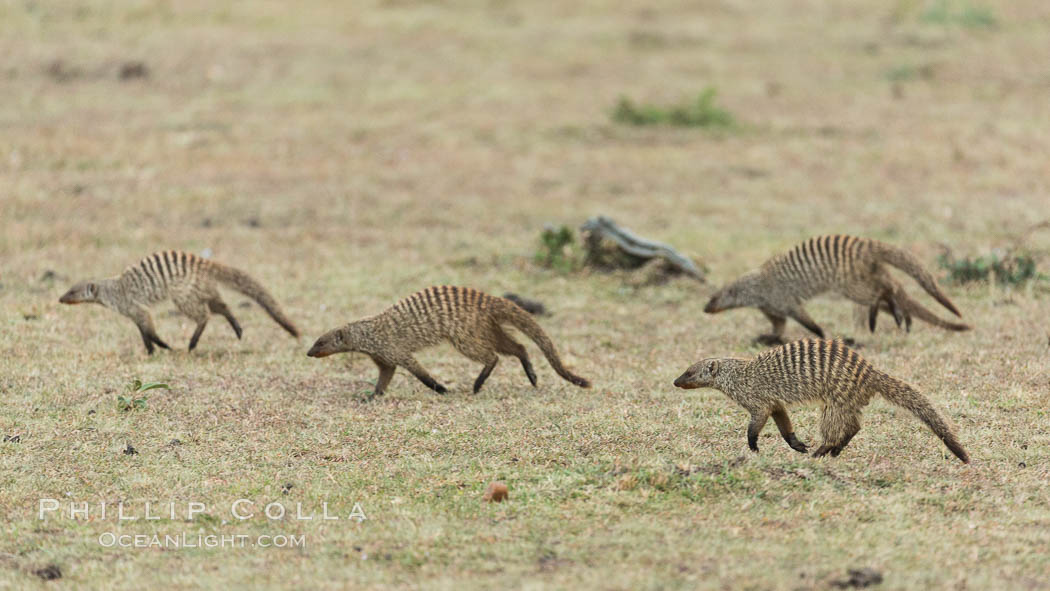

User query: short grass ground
[2,1,1049,588]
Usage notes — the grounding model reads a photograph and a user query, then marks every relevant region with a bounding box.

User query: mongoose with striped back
[673,338,969,462]
[307,286,590,398]
[59,251,299,353]
[704,235,970,345]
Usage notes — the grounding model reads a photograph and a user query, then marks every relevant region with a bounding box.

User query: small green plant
[117,379,169,411]
[612,87,736,129]
[920,0,996,28]
[535,225,579,272]
[938,250,1045,285]
[885,64,935,83]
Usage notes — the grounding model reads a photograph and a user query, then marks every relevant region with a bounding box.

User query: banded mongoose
[673,338,970,463]
[704,235,970,345]
[307,286,590,398]
[59,251,299,353]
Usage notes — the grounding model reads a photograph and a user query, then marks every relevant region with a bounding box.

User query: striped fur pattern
[704,235,969,344]
[59,251,299,354]
[673,338,969,463]
[307,286,590,398]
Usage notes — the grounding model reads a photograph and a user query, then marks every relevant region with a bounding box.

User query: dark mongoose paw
[754,334,785,347]
[829,446,845,457]
[841,337,858,347]
[523,363,538,387]
[433,383,448,395]
[786,434,809,453]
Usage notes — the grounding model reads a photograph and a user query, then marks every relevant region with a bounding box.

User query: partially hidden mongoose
[704,235,970,344]
[673,338,969,463]
[307,286,590,398]
[59,250,299,353]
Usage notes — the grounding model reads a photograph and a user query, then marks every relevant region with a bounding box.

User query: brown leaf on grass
[483,481,509,502]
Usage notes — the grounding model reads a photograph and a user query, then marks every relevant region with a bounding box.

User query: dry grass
[2,0,1049,588]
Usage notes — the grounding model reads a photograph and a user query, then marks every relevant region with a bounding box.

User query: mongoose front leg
[209,298,243,339]
[128,306,169,355]
[771,406,808,453]
[371,358,396,400]
[138,326,157,355]
[399,356,447,394]
[746,409,771,452]
[756,309,787,346]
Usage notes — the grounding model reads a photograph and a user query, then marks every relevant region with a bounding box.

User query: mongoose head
[59,281,101,305]
[673,358,722,389]
[307,323,368,358]
[704,272,762,313]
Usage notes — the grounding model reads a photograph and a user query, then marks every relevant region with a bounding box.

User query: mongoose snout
[703,297,721,314]
[306,340,334,358]
[673,360,717,389]
[59,282,96,304]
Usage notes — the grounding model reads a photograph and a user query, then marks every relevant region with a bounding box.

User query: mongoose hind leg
[868,291,908,333]
[771,406,808,453]
[746,409,771,452]
[878,297,912,332]
[127,305,169,355]
[451,335,502,393]
[174,292,210,351]
[399,356,447,394]
[813,406,861,459]
[493,327,537,387]
[208,297,242,339]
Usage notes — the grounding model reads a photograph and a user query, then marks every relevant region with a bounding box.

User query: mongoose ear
[707,359,720,376]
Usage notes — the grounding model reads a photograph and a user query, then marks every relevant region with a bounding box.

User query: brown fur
[673,338,969,463]
[704,235,970,344]
[59,251,299,354]
[307,286,590,398]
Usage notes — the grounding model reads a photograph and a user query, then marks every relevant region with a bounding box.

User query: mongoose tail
[874,242,962,317]
[874,372,970,463]
[209,263,300,338]
[496,299,591,388]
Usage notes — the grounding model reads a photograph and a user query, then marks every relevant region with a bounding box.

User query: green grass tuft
[612,87,737,129]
